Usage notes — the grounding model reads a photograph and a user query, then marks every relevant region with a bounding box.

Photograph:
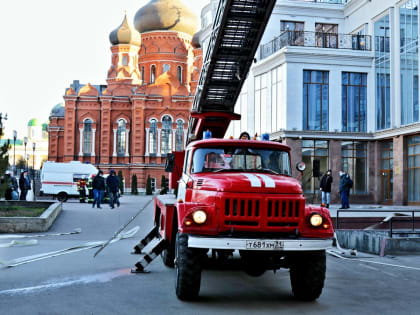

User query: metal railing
[260,31,371,59]
[336,209,420,238]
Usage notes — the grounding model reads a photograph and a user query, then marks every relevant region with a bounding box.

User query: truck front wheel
[175,233,202,300]
[289,251,326,301]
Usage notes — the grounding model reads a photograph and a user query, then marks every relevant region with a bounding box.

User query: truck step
[131,239,168,273]
[131,226,159,255]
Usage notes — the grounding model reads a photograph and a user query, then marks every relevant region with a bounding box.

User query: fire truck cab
[154,137,333,301]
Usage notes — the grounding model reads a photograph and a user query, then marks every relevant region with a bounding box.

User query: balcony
[288,0,349,3]
[259,31,371,60]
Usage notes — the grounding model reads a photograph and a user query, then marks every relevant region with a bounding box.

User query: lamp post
[32,142,36,201]
[13,130,17,174]
[24,137,28,170]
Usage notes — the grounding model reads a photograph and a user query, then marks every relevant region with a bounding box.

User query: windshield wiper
[213,168,245,173]
[255,168,279,175]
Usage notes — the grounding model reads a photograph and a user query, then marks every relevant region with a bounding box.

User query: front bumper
[188,236,333,251]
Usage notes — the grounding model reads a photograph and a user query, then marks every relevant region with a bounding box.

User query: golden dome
[78,83,99,97]
[134,0,198,36]
[110,14,141,46]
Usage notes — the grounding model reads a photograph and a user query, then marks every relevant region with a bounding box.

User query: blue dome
[50,103,65,117]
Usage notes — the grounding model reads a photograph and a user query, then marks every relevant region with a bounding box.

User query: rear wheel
[57,192,68,202]
[289,251,326,301]
[161,241,175,268]
[175,233,202,300]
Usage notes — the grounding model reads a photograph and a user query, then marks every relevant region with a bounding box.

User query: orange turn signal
[184,218,193,226]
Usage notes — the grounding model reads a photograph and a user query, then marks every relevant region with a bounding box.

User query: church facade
[48,0,202,192]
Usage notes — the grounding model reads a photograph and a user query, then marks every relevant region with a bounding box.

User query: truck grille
[222,196,302,229]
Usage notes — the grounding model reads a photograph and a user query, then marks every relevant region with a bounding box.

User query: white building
[200,0,420,205]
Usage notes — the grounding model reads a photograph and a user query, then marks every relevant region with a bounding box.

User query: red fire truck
[131,0,334,301]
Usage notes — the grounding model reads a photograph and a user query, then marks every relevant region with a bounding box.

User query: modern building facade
[200,0,420,204]
[48,0,202,192]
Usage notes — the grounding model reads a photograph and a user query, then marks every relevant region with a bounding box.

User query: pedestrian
[106,170,120,209]
[19,170,31,201]
[339,170,352,209]
[92,170,105,209]
[319,169,333,208]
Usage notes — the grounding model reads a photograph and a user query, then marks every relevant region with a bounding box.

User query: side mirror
[296,161,306,173]
[165,153,175,172]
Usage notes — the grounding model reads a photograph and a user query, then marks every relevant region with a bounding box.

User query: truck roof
[186,139,291,151]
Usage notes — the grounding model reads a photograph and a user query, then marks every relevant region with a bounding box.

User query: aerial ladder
[131,0,276,272]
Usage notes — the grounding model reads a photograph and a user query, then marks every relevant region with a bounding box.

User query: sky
[0,0,209,141]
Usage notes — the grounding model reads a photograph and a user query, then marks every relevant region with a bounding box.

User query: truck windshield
[191,147,291,176]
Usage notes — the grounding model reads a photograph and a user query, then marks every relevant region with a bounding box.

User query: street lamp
[32,142,36,201]
[13,130,17,173]
[24,137,28,170]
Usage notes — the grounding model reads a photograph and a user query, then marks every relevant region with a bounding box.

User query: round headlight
[192,210,207,224]
[309,213,323,227]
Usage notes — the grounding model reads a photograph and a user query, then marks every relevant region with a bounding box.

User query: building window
[117,119,126,155]
[175,119,184,151]
[141,66,145,82]
[408,135,420,202]
[375,14,391,130]
[303,70,329,131]
[163,64,170,73]
[122,55,128,66]
[281,21,304,46]
[400,0,419,125]
[177,66,182,84]
[161,115,172,155]
[271,66,282,133]
[315,23,338,48]
[149,119,157,155]
[151,65,156,83]
[83,119,92,155]
[341,141,367,194]
[342,72,367,132]
[254,73,268,136]
[302,140,329,193]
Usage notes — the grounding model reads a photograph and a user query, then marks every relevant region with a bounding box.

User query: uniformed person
[87,176,94,203]
[77,177,87,203]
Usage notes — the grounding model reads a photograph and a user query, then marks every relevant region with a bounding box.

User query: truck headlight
[192,210,207,224]
[309,213,323,227]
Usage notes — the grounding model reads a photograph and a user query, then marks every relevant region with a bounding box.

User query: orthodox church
[48,0,202,192]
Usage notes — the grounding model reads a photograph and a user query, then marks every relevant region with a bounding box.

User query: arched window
[149,119,157,155]
[177,66,182,83]
[141,66,145,82]
[175,119,184,151]
[83,119,92,155]
[150,65,156,83]
[163,64,170,73]
[161,115,172,155]
[122,55,128,66]
[117,119,126,155]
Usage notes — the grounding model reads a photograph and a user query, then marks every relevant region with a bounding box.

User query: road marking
[242,173,261,187]
[0,269,131,295]
[0,228,82,239]
[327,250,420,271]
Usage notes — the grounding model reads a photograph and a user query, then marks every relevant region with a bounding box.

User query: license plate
[245,240,284,250]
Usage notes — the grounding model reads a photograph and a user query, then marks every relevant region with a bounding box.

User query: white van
[40,161,98,202]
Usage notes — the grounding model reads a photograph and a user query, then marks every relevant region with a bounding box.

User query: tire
[175,233,202,300]
[57,192,68,202]
[289,251,326,301]
[161,242,175,268]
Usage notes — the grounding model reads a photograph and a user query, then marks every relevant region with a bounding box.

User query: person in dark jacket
[92,170,105,209]
[319,169,333,208]
[19,171,31,201]
[106,170,120,209]
[339,171,352,209]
